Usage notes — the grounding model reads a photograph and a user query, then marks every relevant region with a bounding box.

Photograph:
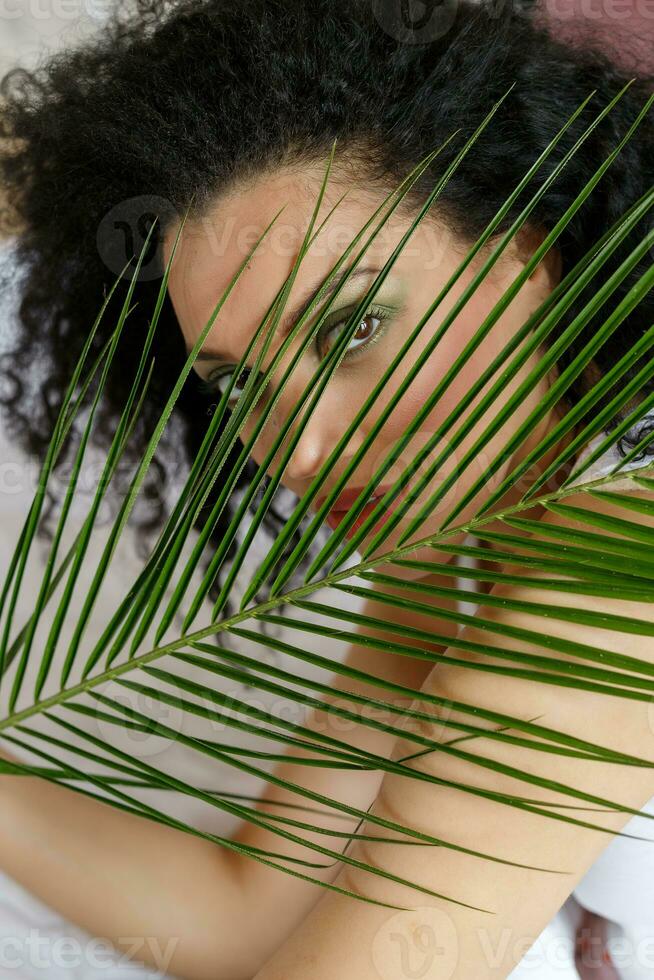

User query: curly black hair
[0,0,653,627]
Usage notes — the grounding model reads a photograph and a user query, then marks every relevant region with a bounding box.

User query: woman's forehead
[162,167,473,357]
[167,148,474,262]
[164,170,411,268]
[164,179,428,323]
[166,229,406,359]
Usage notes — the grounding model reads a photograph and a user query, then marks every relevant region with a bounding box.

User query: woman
[0,0,653,976]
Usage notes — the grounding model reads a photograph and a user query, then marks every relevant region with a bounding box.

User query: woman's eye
[198,305,391,405]
[198,366,253,408]
[318,307,388,360]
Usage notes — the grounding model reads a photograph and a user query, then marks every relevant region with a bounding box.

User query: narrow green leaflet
[2,86,654,912]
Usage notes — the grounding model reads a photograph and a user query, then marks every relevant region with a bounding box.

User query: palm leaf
[1,79,654,918]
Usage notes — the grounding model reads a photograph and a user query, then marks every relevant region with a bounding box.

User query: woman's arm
[253,489,654,979]
[0,571,462,980]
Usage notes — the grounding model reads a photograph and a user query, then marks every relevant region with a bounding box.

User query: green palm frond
[2,79,654,916]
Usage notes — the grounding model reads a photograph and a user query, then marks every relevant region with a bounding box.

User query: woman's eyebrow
[186,264,383,363]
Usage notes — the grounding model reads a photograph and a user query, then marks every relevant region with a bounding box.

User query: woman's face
[164,165,568,583]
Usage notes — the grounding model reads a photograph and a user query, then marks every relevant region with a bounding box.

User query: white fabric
[0,236,652,978]
[567,416,654,489]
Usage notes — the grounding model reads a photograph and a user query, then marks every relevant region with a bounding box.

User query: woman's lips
[325,484,410,539]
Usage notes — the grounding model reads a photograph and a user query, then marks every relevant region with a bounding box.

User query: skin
[1,164,653,980]
[165,174,654,980]
[253,523,654,980]
[163,164,574,584]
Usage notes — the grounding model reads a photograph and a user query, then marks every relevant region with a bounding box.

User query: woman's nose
[272,398,335,483]
[264,390,367,486]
